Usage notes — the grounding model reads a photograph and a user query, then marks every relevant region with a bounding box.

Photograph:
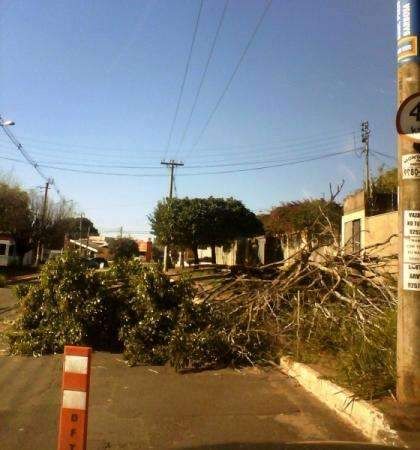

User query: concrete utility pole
[35,179,51,265]
[160,160,184,271]
[361,121,372,200]
[396,0,420,404]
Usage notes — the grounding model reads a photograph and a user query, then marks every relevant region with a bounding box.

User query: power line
[182,0,273,161]
[0,130,359,164]
[8,142,360,170]
[0,147,357,177]
[177,149,358,176]
[9,128,355,155]
[174,0,230,158]
[162,0,204,161]
[0,115,63,199]
[372,150,397,162]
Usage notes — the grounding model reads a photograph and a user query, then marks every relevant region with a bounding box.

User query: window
[352,219,361,253]
[0,244,6,256]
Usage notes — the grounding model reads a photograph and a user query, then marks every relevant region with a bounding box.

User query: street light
[0,119,15,126]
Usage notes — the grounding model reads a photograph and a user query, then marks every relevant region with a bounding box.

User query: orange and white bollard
[57,346,92,450]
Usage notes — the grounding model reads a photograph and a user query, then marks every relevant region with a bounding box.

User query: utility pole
[361,121,372,200]
[79,213,84,254]
[396,0,420,404]
[35,179,51,265]
[119,226,123,238]
[86,225,91,258]
[160,159,184,271]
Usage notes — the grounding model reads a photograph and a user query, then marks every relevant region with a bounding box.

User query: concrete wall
[342,209,398,258]
[343,189,365,214]
[215,242,237,266]
[365,211,398,257]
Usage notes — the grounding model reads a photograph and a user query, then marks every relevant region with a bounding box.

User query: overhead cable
[182,0,273,161]
[0,148,356,178]
[174,0,230,157]
[0,116,63,199]
[162,0,204,160]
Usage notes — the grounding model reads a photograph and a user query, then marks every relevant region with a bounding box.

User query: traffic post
[396,0,420,404]
[57,346,92,450]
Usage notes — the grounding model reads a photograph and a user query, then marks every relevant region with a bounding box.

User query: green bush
[0,274,6,288]
[336,308,397,399]
[118,265,194,365]
[8,252,119,355]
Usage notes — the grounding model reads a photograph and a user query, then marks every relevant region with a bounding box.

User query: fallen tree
[6,219,397,399]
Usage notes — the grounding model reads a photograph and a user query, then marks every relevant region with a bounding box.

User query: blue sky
[0,0,397,238]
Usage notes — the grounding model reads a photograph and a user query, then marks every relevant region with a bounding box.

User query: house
[0,233,18,267]
[135,239,153,262]
[341,189,398,270]
[67,236,110,259]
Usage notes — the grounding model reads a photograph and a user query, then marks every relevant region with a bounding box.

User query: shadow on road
[175,443,404,450]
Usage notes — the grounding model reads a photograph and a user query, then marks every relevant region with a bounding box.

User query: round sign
[397,93,420,142]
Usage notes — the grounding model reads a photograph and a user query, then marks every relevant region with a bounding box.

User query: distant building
[67,236,110,259]
[135,239,152,262]
[341,189,398,271]
[0,233,18,267]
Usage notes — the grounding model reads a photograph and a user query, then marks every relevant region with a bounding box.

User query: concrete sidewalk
[0,352,368,450]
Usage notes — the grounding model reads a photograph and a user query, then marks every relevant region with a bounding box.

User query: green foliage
[8,252,119,355]
[46,217,99,250]
[8,256,273,369]
[372,166,397,194]
[0,181,33,259]
[118,265,193,365]
[0,274,6,288]
[336,308,396,399]
[278,294,397,400]
[260,198,342,236]
[108,237,139,260]
[149,197,263,262]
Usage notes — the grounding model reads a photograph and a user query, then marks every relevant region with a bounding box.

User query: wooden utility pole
[35,179,51,265]
[79,213,84,254]
[396,0,420,404]
[160,160,184,271]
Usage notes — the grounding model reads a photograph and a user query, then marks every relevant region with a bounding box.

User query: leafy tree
[108,238,139,260]
[0,181,33,261]
[149,197,263,264]
[372,166,397,194]
[259,198,342,239]
[46,216,98,249]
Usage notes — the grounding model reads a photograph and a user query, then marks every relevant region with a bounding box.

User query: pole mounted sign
[397,0,420,64]
[397,92,420,142]
[396,93,420,179]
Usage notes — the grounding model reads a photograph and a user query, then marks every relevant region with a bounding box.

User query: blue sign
[397,0,420,64]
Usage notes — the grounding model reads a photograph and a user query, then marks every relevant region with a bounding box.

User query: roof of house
[69,238,108,253]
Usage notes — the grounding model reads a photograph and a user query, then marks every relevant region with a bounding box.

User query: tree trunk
[180,250,185,268]
[211,244,216,264]
[192,245,199,266]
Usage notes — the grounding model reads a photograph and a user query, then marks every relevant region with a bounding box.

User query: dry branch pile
[189,231,398,399]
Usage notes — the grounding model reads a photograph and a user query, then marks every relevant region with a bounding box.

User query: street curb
[279,356,407,448]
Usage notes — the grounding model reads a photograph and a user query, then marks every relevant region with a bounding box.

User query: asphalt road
[0,351,371,450]
[0,287,376,450]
